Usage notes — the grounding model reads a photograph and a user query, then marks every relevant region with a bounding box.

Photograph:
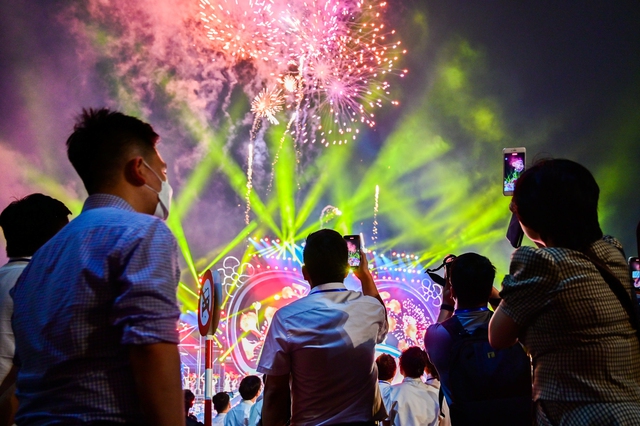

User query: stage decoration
[179,238,442,389]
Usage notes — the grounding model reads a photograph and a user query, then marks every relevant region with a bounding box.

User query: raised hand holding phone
[343,233,384,308]
[354,249,385,308]
[344,234,362,268]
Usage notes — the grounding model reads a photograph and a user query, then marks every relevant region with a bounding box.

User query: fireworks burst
[200,0,406,146]
[251,87,285,125]
[372,184,379,243]
[198,0,281,63]
[245,142,254,225]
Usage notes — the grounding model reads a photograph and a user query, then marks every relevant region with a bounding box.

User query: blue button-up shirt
[11,194,181,425]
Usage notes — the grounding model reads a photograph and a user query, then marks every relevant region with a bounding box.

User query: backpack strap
[437,316,469,419]
[440,315,468,341]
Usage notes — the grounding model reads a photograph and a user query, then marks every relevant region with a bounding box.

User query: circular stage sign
[198,269,220,336]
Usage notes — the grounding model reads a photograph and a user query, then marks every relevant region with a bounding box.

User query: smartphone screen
[503,148,526,196]
[629,257,640,289]
[344,234,361,268]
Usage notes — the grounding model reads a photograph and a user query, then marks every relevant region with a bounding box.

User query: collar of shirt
[309,282,348,295]
[454,306,489,314]
[379,380,391,385]
[82,194,136,213]
[402,377,424,385]
[8,256,31,263]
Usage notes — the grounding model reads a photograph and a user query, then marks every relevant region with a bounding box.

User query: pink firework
[199,0,283,64]
[282,0,406,145]
[199,0,406,145]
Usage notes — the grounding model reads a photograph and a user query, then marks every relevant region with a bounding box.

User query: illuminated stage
[178,237,443,394]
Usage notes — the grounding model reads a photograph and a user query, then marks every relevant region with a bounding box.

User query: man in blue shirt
[10,108,184,426]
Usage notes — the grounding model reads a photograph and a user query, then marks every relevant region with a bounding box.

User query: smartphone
[629,257,640,289]
[503,147,526,196]
[506,211,524,248]
[344,234,361,268]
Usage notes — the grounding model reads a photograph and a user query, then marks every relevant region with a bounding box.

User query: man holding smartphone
[257,229,388,426]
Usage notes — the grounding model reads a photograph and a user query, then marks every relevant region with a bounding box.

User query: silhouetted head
[183,389,195,412]
[511,158,602,250]
[399,346,427,379]
[239,375,262,401]
[302,229,349,287]
[448,253,496,308]
[0,193,71,257]
[212,392,230,413]
[376,353,397,382]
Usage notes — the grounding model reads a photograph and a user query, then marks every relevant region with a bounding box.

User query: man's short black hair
[449,253,495,307]
[512,158,603,250]
[0,193,71,257]
[399,346,427,379]
[66,108,159,194]
[183,389,195,412]
[303,229,348,285]
[376,354,397,381]
[239,375,261,401]
[212,392,230,413]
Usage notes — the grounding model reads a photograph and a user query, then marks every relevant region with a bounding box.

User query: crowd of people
[1,108,640,426]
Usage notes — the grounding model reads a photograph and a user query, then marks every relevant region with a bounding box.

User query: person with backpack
[424,253,532,426]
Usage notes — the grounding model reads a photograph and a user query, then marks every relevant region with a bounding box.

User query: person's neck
[310,280,343,289]
[456,301,487,310]
[92,186,152,215]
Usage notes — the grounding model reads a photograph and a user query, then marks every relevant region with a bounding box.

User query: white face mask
[143,160,173,220]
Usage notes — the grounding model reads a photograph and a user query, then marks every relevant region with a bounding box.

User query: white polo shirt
[388,377,439,426]
[0,259,29,381]
[257,282,388,425]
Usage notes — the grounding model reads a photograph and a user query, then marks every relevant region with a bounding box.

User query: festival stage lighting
[178,238,444,387]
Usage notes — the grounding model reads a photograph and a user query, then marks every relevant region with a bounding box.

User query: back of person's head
[212,392,230,413]
[399,346,427,379]
[66,108,159,194]
[376,353,397,382]
[183,389,195,412]
[512,158,602,250]
[449,253,495,307]
[239,375,262,401]
[303,229,348,286]
[0,193,71,257]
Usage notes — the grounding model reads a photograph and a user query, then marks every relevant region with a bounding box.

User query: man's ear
[302,265,310,282]
[125,156,146,186]
[450,285,457,301]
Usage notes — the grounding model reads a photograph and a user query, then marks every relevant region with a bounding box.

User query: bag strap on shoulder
[582,248,640,338]
[441,315,467,340]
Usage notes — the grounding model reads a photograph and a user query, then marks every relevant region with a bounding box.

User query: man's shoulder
[425,320,454,348]
[275,289,383,318]
[80,204,163,228]
[70,206,175,247]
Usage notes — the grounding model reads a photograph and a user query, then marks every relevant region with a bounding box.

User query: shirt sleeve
[424,323,451,374]
[256,311,291,376]
[499,246,560,328]
[110,220,181,345]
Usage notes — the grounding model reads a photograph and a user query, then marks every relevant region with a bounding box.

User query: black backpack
[441,315,532,426]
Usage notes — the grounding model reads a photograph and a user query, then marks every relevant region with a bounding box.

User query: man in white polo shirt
[257,229,388,426]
